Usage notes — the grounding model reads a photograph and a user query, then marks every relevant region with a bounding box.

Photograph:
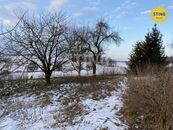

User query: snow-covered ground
[0,79,127,130]
[1,61,127,80]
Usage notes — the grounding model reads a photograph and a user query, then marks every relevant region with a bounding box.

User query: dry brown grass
[39,95,52,107]
[0,74,123,130]
[0,75,121,99]
[122,67,173,130]
[52,77,122,127]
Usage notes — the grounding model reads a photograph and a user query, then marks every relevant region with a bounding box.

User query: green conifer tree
[128,24,167,73]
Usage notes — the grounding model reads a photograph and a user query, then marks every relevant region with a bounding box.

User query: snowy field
[0,78,127,130]
[0,61,127,80]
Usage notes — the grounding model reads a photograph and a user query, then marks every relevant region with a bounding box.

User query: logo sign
[151,7,168,23]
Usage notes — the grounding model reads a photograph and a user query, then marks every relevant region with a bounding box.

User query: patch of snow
[0,80,128,130]
[73,94,125,130]
[167,63,173,68]
[66,79,128,130]
[0,118,18,130]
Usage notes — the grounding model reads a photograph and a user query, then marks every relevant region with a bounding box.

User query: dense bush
[122,67,173,130]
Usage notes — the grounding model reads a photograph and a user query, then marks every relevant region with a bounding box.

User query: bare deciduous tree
[27,61,39,72]
[86,20,122,75]
[67,26,88,76]
[0,52,11,76]
[4,12,69,84]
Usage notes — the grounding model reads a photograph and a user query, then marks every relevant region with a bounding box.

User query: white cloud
[47,0,67,11]
[0,1,37,26]
[115,11,127,19]
[80,6,97,13]
[14,2,36,10]
[140,10,151,15]
[74,6,97,17]
[0,18,14,25]
[86,0,101,5]
[74,12,83,17]
[111,0,138,19]
[168,5,173,10]
[122,26,131,31]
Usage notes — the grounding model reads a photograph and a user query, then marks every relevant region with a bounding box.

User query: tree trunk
[45,71,52,85]
[92,55,97,75]
[78,71,81,77]
[98,54,101,63]
[92,62,96,75]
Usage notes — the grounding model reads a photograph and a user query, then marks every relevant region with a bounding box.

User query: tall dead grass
[123,66,173,130]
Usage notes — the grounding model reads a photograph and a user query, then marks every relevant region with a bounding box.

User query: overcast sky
[0,0,173,61]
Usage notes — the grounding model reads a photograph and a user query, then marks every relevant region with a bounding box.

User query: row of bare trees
[0,11,122,84]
